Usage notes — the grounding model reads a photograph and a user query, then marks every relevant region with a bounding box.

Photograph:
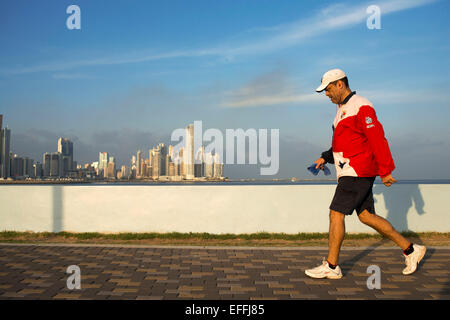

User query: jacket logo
[365,116,373,124]
[341,111,347,119]
[339,161,346,169]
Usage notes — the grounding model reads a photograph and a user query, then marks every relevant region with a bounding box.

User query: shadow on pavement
[340,240,435,277]
[420,247,435,268]
[340,239,386,276]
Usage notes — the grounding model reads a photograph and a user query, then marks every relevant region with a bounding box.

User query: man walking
[305,69,426,279]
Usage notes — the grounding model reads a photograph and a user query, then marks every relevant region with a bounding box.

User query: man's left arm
[356,105,396,183]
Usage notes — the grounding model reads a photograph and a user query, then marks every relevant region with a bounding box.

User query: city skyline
[0,116,225,181]
[1,0,449,179]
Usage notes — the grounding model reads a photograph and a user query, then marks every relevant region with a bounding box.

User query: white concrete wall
[0,184,448,234]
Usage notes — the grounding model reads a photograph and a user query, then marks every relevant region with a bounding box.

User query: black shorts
[329,176,376,215]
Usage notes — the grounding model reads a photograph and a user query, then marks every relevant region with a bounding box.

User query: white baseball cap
[315,69,346,92]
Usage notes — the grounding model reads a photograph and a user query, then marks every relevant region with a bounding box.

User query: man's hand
[382,174,397,187]
[314,158,326,170]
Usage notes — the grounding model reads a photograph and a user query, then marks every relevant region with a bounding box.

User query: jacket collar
[341,91,356,105]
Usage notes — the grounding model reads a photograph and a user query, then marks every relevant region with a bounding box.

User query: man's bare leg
[358,210,411,250]
[328,210,346,265]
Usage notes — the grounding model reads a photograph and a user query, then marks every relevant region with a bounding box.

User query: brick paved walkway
[0,243,448,300]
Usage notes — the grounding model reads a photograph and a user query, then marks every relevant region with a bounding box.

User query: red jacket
[321,92,395,179]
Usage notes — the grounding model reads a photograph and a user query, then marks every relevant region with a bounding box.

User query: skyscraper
[50,152,63,177]
[168,145,174,159]
[120,165,129,179]
[178,148,185,177]
[42,152,63,178]
[11,154,24,178]
[195,146,205,177]
[23,157,34,177]
[136,150,143,177]
[165,153,170,177]
[157,143,167,176]
[150,148,160,178]
[168,161,175,177]
[61,156,70,177]
[204,152,214,178]
[185,123,195,179]
[1,126,11,178]
[213,153,224,178]
[98,152,109,176]
[34,162,43,178]
[105,161,116,179]
[43,153,51,177]
[57,138,74,172]
[141,160,147,178]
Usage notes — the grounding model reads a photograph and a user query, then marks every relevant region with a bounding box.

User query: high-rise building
[105,161,116,179]
[142,161,148,178]
[213,153,224,178]
[165,154,170,176]
[102,156,116,178]
[23,157,34,177]
[136,150,143,177]
[50,152,63,177]
[61,156,71,177]
[178,148,185,177]
[11,154,24,178]
[98,152,109,176]
[1,126,11,178]
[149,149,153,173]
[157,143,167,175]
[194,146,205,177]
[43,153,51,177]
[151,148,160,178]
[120,165,129,179]
[131,155,136,176]
[42,152,63,178]
[168,161,175,177]
[185,123,195,179]
[204,152,214,178]
[33,162,43,178]
[57,138,73,172]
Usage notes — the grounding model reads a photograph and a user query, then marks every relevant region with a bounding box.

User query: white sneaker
[305,259,343,279]
[402,244,426,275]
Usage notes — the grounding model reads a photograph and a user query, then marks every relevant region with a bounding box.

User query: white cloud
[1,0,439,75]
[224,92,321,108]
[52,73,95,80]
[221,70,322,108]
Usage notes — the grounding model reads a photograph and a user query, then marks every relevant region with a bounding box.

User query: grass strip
[0,231,447,241]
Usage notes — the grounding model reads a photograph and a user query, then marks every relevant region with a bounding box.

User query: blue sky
[1,0,449,179]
